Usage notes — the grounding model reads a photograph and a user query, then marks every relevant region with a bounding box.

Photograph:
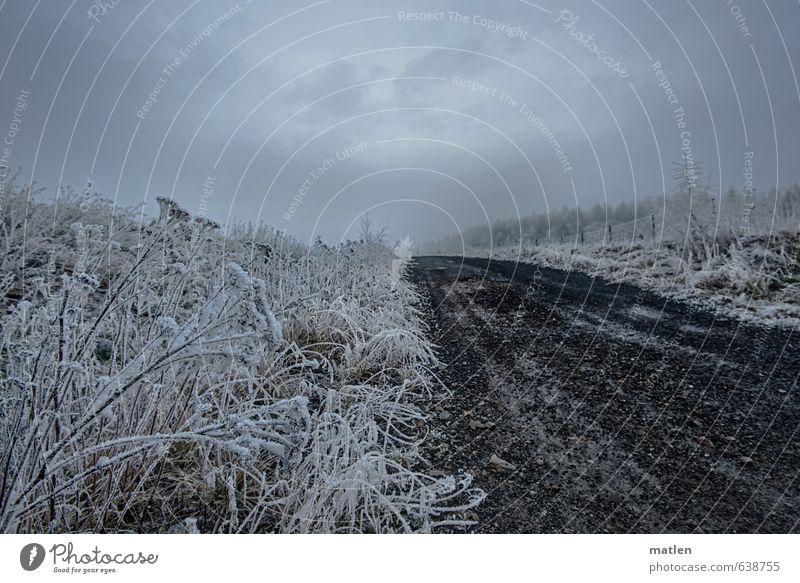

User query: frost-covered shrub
[0,183,482,533]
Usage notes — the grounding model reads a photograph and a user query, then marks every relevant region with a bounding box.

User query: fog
[1,0,798,247]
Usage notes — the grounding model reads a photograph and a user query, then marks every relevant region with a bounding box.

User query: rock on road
[410,255,799,533]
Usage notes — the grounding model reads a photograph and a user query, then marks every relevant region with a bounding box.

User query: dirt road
[410,256,799,533]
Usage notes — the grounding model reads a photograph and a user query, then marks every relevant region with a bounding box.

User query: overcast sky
[1,0,798,245]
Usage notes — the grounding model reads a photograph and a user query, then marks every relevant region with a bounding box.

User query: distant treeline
[425,184,800,254]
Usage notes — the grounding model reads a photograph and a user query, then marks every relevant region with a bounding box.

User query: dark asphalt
[410,255,800,533]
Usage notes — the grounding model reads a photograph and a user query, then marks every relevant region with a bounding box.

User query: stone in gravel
[469,419,496,430]
[438,411,453,421]
[489,454,517,471]
[739,456,754,465]
[698,436,715,449]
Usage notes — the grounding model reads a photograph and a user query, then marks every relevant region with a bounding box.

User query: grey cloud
[1,0,798,246]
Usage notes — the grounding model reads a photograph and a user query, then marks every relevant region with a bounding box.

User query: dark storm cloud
[1,0,798,245]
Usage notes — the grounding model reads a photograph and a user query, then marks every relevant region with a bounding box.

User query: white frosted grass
[481,232,800,325]
[0,183,483,533]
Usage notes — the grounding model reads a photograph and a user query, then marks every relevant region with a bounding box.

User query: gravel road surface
[410,255,799,533]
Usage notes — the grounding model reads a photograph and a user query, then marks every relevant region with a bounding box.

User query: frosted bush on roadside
[0,182,482,533]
